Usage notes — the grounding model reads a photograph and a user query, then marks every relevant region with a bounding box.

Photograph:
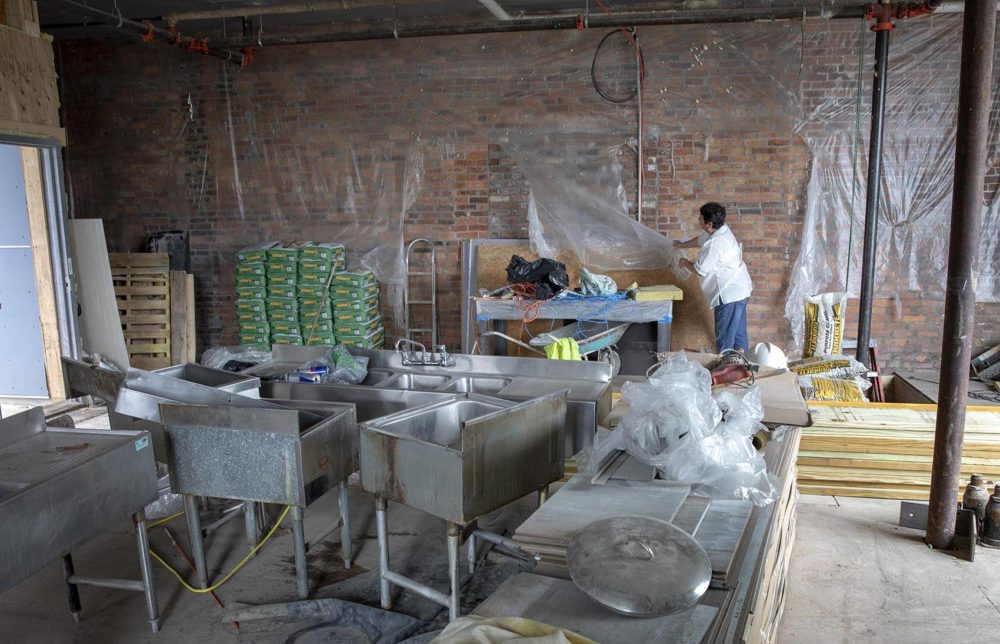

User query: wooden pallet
[109,252,171,369]
[797,402,1000,501]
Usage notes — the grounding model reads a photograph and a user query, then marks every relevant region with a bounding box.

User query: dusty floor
[779,494,1000,643]
[4,400,1000,642]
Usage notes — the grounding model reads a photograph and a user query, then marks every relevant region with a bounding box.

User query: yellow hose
[150,505,291,593]
[148,509,185,529]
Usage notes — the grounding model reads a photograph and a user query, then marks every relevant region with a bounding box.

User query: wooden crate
[109,252,171,369]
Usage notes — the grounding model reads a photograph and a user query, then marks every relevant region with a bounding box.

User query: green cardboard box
[236,262,266,277]
[298,258,335,274]
[305,333,337,346]
[267,284,297,299]
[299,242,346,263]
[271,333,305,346]
[266,261,298,279]
[265,297,298,313]
[298,307,333,323]
[236,241,278,264]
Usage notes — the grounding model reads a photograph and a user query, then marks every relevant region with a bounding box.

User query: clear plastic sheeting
[201,345,272,370]
[787,16,1000,346]
[475,292,673,323]
[612,353,776,506]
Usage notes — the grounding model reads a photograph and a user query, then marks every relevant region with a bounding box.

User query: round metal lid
[567,516,712,617]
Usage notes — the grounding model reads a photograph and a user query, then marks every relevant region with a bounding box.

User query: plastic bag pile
[613,354,777,506]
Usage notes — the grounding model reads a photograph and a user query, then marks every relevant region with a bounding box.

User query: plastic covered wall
[787,16,1000,345]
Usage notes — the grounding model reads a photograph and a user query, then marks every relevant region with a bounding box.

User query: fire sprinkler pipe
[854,0,941,368]
[926,0,997,550]
[53,0,249,65]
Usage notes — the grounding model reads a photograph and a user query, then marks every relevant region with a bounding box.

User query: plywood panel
[475,241,714,351]
[22,147,64,399]
[0,23,61,138]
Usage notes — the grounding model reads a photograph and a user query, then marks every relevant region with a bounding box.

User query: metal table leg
[183,494,208,589]
[467,532,477,573]
[376,496,391,609]
[244,501,259,547]
[134,510,160,633]
[291,506,309,599]
[61,554,82,623]
[447,522,460,621]
[339,481,353,569]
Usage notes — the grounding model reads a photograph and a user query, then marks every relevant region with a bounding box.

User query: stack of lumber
[109,252,171,369]
[797,402,1000,500]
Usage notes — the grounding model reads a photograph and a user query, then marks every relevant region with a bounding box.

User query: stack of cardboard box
[331,270,384,349]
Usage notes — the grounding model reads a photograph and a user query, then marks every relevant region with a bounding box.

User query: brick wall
[56,17,1000,370]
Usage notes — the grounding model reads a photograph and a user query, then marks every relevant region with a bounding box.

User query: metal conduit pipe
[52,0,248,65]
[926,0,996,550]
[163,0,438,27]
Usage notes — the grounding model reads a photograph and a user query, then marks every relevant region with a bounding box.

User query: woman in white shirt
[675,202,753,353]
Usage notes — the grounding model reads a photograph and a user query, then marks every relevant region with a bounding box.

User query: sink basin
[153,364,260,395]
[360,369,394,386]
[0,480,28,501]
[361,392,567,524]
[438,376,511,394]
[366,398,505,449]
[376,373,451,391]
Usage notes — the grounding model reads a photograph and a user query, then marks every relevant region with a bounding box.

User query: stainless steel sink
[361,369,395,386]
[0,480,29,501]
[437,376,511,394]
[262,381,454,422]
[376,372,452,391]
[153,363,261,397]
[361,391,567,524]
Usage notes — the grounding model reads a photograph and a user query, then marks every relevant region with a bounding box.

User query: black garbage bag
[505,255,569,300]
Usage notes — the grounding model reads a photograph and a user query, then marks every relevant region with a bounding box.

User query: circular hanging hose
[591,28,645,104]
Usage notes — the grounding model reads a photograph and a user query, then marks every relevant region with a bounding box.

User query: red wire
[594,0,645,86]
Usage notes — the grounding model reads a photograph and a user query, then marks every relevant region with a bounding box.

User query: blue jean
[714,298,749,353]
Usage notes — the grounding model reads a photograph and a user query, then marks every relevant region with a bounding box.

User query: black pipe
[51,0,246,65]
[926,0,997,550]
[854,26,890,368]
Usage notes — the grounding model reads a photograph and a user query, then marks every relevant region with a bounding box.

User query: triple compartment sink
[368,369,511,395]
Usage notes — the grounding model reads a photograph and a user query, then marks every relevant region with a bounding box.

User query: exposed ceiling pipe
[52,0,249,65]
[477,0,511,21]
[211,6,860,48]
[163,0,440,27]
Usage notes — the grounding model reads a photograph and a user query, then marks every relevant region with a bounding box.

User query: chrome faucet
[395,339,456,367]
[395,338,427,366]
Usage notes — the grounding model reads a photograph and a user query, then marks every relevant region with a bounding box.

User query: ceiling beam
[162,0,442,27]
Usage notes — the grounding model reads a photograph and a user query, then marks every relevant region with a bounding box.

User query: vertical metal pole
[134,511,160,633]
[467,532,477,573]
[376,497,391,609]
[61,554,82,623]
[183,495,208,589]
[291,506,309,599]
[927,0,996,550]
[447,522,461,621]
[244,501,259,547]
[855,23,891,368]
[339,481,353,569]
[636,30,643,224]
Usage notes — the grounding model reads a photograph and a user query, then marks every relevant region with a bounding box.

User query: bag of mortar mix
[804,292,848,357]
[797,375,870,403]
[788,354,868,379]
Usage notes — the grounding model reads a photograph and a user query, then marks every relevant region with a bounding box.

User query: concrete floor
[779,494,1000,643]
[4,399,1000,642]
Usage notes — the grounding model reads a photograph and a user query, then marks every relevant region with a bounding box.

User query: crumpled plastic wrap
[292,345,369,385]
[614,354,777,505]
[201,345,273,371]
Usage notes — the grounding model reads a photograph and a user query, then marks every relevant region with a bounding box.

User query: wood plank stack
[109,252,171,369]
[797,402,1000,500]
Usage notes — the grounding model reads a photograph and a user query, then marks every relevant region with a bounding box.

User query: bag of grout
[804,292,847,357]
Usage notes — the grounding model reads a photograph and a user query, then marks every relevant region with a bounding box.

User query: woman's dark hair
[699,202,726,230]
